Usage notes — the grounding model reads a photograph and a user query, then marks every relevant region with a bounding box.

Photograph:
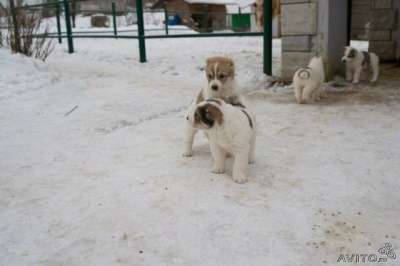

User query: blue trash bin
[168,15,180,26]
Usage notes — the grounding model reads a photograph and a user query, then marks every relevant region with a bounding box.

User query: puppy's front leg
[371,63,379,82]
[232,147,249,184]
[210,142,226,174]
[249,134,256,164]
[314,87,322,101]
[183,124,197,157]
[346,67,353,82]
[352,67,362,84]
[294,85,303,104]
[302,86,315,104]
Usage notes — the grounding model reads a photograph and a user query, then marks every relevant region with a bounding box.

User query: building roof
[152,0,237,9]
[234,0,255,7]
[184,0,237,5]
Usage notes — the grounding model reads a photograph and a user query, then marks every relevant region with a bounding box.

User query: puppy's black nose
[211,85,218,91]
[342,59,347,63]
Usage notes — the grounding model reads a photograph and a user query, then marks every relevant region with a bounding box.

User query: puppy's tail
[297,68,311,79]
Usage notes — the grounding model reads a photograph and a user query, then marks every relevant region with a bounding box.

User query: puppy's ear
[206,57,213,66]
[348,48,357,58]
[226,57,235,68]
[206,104,223,125]
[197,103,223,127]
[226,57,235,76]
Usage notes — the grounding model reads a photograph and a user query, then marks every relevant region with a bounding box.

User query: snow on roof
[184,0,238,5]
[234,0,255,7]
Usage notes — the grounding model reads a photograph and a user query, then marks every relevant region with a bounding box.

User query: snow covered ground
[1,35,399,266]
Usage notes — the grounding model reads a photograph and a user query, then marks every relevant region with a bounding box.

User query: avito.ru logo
[337,243,396,263]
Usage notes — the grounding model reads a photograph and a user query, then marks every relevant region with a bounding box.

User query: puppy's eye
[219,74,226,79]
[207,74,213,79]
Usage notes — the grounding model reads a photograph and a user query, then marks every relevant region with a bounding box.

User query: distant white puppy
[293,56,325,104]
[341,46,379,83]
[183,56,246,157]
[186,99,256,184]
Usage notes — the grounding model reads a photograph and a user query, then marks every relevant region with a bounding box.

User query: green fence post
[263,0,272,75]
[205,6,209,32]
[56,3,62,43]
[63,0,74,53]
[112,2,118,38]
[164,3,169,35]
[135,0,147,62]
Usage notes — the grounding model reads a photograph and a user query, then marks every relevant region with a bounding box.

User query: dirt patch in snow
[248,82,400,106]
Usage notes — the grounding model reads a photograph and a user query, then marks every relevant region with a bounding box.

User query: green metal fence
[2,0,273,75]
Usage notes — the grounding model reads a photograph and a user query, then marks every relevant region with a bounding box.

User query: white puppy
[341,46,379,83]
[183,56,246,157]
[186,99,256,184]
[293,56,325,104]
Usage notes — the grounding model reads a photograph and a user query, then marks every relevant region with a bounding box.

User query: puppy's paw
[320,91,328,98]
[232,175,248,184]
[182,151,193,157]
[211,166,225,174]
[352,80,360,84]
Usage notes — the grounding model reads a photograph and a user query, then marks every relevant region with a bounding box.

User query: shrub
[0,2,54,61]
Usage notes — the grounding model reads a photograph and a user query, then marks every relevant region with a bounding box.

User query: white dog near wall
[186,98,256,184]
[341,46,379,83]
[292,56,325,104]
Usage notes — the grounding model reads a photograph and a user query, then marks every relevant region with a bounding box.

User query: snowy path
[1,38,399,266]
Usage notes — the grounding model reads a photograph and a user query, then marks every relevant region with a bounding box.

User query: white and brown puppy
[293,56,325,104]
[186,99,256,184]
[341,46,379,83]
[183,56,245,157]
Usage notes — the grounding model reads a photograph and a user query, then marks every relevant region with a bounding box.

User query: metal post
[8,0,21,53]
[205,5,209,32]
[263,0,272,75]
[63,0,74,53]
[56,3,62,43]
[135,0,147,62]
[112,2,118,38]
[71,0,76,28]
[346,0,352,45]
[164,3,169,35]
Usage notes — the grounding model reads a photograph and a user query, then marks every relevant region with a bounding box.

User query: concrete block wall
[351,0,372,40]
[368,0,400,61]
[281,0,348,80]
[281,0,318,80]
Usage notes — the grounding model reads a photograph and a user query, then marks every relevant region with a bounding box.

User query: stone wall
[281,0,348,80]
[368,0,399,61]
[280,0,399,81]
[351,0,372,40]
[281,0,317,80]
